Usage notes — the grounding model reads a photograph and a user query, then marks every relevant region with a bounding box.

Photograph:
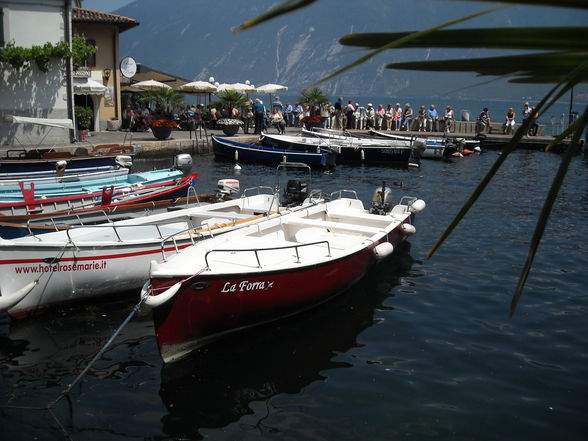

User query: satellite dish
[120,56,137,79]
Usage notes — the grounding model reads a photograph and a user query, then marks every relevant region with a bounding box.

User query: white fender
[401,223,417,235]
[360,149,365,161]
[234,150,239,162]
[373,242,394,260]
[144,281,182,308]
[0,280,38,311]
[409,199,426,214]
[474,146,482,153]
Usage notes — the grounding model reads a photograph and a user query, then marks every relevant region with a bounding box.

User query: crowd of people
[121,96,539,137]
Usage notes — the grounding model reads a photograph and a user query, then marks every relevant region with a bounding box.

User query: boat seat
[326,209,396,226]
[285,217,382,236]
[189,211,258,222]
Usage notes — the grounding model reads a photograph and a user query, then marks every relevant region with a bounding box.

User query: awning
[73,77,107,95]
[120,63,190,91]
[4,115,74,130]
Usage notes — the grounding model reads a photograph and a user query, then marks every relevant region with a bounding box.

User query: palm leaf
[544,117,585,151]
[340,27,588,51]
[235,0,317,33]
[457,0,588,9]
[510,105,587,316]
[426,72,579,260]
[308,6,503,88]
[385,52,588,83]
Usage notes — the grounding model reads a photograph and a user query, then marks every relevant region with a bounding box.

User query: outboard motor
[216,179,240,199]
[115,155,133,170]
[370,181,393,215]
[443,138,459,158]
[283,179,308,207]
[55,160,67,177]
[173,153,193,176]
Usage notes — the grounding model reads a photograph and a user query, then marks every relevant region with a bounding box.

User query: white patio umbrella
[216,82,255,93]
[255,83,288,94]
[130,79,172,91]
[255,83,288,110]
[178,81,217,93]
[179,81,218,107]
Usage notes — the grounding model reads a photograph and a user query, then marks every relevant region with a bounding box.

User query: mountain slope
[116,0,588,99]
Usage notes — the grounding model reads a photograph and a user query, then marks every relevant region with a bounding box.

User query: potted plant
[215,90,248,136]
[75,105,93,142]
[215,117,244,136]
[150,118,179,140]
[301,115,323,129]
[138,88,184,139]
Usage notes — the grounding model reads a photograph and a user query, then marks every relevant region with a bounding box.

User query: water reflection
[158,242,415,439]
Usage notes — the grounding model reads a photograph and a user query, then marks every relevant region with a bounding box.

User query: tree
[138,88,184,117]
[215,90,249,116]
[297,87,330,107]
[237,0,588,316]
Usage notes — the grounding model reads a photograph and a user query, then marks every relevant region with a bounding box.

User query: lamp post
[207,76,215,109]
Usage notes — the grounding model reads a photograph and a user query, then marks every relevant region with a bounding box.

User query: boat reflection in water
[158,242,415,439]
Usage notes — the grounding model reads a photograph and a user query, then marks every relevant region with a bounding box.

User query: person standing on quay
[253,98,265,134]
[333,97,344,129]
[427,104,438,131]
[375,104,386,130]
[345,100,356,130]
[393,103,403,131]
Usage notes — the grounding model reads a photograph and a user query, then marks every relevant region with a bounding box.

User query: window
[0,9,5,48]
[83,38,96,67]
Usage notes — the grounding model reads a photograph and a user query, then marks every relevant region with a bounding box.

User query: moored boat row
[0,156,426,365]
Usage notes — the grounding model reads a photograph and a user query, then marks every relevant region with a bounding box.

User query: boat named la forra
[144,184,426,363]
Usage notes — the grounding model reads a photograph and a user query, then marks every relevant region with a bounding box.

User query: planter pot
[304,121,322,130]
[218,124,240,136]
[107,119,121,131]
[78,129,89,142]
[151,126,173,140]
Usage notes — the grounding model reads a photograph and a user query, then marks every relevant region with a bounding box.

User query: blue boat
[0,168,186,203]
[212,136,336,169]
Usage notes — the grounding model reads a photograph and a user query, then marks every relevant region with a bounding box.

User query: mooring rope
[0,286,151,440]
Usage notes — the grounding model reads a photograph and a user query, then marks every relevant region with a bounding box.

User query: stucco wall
[0,0,71,147]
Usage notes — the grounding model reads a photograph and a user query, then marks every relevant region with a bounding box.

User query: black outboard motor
[283,179,308,207]
[370,181,392,215]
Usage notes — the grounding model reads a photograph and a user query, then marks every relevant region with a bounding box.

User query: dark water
[1,150,587,441]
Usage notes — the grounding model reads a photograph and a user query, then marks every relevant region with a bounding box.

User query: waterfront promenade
[1,121,563,158]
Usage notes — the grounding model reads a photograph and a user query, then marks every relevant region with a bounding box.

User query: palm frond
[308,6,504,88]
[340,27,588,51]
[510,105,587,316]
[385,52,588,83]
[235,0,317,33]
[426,73,579,260]
[457,0,588,10]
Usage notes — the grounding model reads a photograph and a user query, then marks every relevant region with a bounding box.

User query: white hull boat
[0,186,316,318]
[146,186,426,363]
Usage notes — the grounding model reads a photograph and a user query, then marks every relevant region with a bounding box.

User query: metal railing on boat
[204,240,332,269]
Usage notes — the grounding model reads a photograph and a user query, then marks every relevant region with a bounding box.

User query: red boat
[145,187,426,363]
